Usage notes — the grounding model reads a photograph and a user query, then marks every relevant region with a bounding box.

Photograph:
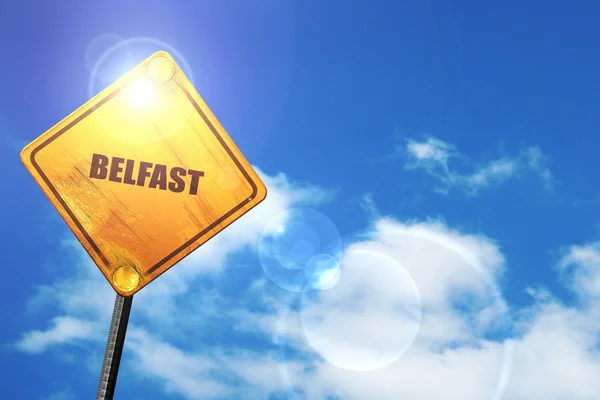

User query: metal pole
[96,294,134,400]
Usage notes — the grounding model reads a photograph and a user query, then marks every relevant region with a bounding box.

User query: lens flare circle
[289,229,514,399]
[304,253,341,290]
[85,33,133,81]
[300,248,422,372]
[258,208,344,293]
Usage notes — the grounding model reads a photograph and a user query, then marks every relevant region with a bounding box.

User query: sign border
[27,80,259,278]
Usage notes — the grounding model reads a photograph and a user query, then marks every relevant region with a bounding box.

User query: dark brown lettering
[188,169,205,195]
[108,157,125,183]
[89,153,109,179]
[149,164,167,190]
[137,162,153,187]
[92,153,206,195]
[168,167,186,193]
[123,159,136,185]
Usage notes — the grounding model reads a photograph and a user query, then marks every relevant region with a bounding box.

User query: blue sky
[2,0,600,399]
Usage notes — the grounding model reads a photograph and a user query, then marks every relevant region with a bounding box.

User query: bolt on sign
[21,51,267,296]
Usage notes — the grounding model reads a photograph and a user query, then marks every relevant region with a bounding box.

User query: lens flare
[85,33,133,83]
[304,253,341,290]
[300,248,422,371]
[124,77,156,110]
[86,37,195,145]
[258,208,344,292]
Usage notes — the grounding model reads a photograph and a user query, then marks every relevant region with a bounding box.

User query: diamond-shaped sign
[21,51,267,296]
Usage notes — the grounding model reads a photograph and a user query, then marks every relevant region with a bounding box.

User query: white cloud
[504,305,600,399]
[14,169,600,400]
[126,328,228,399]
[15,169,334,398]
[253,218,514,399]
[243,219,600,400]
[358,192,380,220]
[401,136,555,195]
[558,241,600,300]
[16,316,100,354]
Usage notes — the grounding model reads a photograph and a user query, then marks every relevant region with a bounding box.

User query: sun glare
[125,77,156,110]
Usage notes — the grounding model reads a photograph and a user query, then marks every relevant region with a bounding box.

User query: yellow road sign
[21,51,267,296]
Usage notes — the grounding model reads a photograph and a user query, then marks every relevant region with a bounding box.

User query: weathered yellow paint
[21,51,267,296]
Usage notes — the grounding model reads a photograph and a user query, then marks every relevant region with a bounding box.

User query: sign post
[21,51,267,396]
[96,294,133,400]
